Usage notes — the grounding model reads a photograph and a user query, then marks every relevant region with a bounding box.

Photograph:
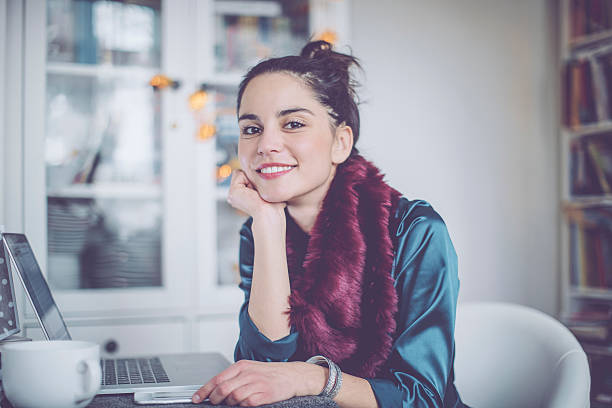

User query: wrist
[294,362,327,397]
[252,206,286,232]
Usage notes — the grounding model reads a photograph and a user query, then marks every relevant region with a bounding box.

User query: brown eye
[284,121,305,130]
[241,125,261,137]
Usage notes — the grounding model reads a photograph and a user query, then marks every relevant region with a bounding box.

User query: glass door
[23,0,199,315]
[45,0,163,291]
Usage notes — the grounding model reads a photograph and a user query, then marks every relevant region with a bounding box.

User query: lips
[256,163,297,179]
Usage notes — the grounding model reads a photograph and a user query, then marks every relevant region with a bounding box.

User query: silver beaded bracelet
[305,355,343,399]
[328,361,342,399]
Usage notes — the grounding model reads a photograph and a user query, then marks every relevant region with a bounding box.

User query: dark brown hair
[237,40,362,155]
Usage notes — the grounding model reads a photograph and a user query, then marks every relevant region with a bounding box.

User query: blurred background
[1,0,611,405]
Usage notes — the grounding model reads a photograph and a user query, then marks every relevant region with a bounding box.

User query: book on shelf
[565,206,612,289]
[587,141,612,193]
[598,53,612,121]
[570,0,612,40]
[562,303,612,342]
[571,135,612,196]
[565,59,598,128]
[569,323,610,341]
[592,56,612,122]
[564,52,612,130]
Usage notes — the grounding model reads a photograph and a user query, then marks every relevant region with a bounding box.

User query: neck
[286,166,337,234]
[286,204,320,234]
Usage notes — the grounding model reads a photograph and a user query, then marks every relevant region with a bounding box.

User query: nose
[256,126,283,155]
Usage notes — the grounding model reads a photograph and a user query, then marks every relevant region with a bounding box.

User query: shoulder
[391,197,448,238]
[390,197,457,276]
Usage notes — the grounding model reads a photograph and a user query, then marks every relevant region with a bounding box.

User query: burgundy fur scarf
[286,154,402,378]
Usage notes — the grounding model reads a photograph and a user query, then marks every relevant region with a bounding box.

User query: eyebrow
[279,107,314,117]
[237,107,314,122]
[238,113,259,122]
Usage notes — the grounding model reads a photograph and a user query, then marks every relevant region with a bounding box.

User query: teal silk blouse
[234,198,466,408]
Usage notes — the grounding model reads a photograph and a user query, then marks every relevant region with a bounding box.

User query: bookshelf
[561,1,612,406]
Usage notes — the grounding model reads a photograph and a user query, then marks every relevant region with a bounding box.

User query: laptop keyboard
[101,357,170,386]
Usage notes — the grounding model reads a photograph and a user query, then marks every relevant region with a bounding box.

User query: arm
[193,359,378,407]
[229,170,298,361]
[302,210,460,408]
[366,204,460,408]
[248,206,292,341]
[234,218,298,362]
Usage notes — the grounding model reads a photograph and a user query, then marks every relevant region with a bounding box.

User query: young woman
[192,41,466,408]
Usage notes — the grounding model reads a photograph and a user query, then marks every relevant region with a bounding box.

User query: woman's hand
[192,360,326,406]
[227,170,286,219]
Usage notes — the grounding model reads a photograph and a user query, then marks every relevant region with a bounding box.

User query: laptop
[1,233,230,395]
[0,236,20,341]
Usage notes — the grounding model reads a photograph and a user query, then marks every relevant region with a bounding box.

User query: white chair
[454,302,591,408]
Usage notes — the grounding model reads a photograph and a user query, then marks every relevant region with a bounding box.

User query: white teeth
[260,166,293,174]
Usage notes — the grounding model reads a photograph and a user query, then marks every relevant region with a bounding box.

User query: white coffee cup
[1,340,101,408]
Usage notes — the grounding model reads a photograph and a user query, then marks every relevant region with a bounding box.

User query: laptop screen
[2,233,71,341]
[0,236,20,340]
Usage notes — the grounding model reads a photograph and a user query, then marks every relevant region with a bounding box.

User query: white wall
[351,0,560,315]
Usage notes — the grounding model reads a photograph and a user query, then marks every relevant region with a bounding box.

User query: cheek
[237,142,253,168]
[302,142,335,169]
[294,131,334,158]
[238,156,249,173]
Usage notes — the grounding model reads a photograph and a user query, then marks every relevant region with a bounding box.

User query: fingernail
[193,394,201,403]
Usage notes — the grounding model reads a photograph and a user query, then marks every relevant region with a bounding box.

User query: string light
[198,124,216,141]
[189,90,208,111]
[317,30,338,45]
[217,164,232,181]
[149,74,180,91]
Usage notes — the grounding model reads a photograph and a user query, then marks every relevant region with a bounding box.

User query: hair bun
[300,40,333,59]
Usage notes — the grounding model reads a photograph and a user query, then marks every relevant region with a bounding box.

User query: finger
[206,362,260,405]
[230,169,249,188]
[233,170,258,191]
[192,380,217,404]
[220,376,261,406]
[227,172,247,206]
[192,364,243,403]
[239,392,267,407]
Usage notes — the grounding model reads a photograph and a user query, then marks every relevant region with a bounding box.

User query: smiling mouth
[257,165,296,174]
[256,164,296,179]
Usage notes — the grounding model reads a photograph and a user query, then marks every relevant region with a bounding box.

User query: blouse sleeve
[233,218,299,362]
[365,200,460,408]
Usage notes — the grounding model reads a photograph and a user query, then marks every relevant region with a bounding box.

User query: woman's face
[237,72,352,205]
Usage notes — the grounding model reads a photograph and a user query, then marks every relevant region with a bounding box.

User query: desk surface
[1,392,338,408]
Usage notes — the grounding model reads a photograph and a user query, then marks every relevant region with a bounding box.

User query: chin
[257,188,292,203]
[260,193,291,203]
